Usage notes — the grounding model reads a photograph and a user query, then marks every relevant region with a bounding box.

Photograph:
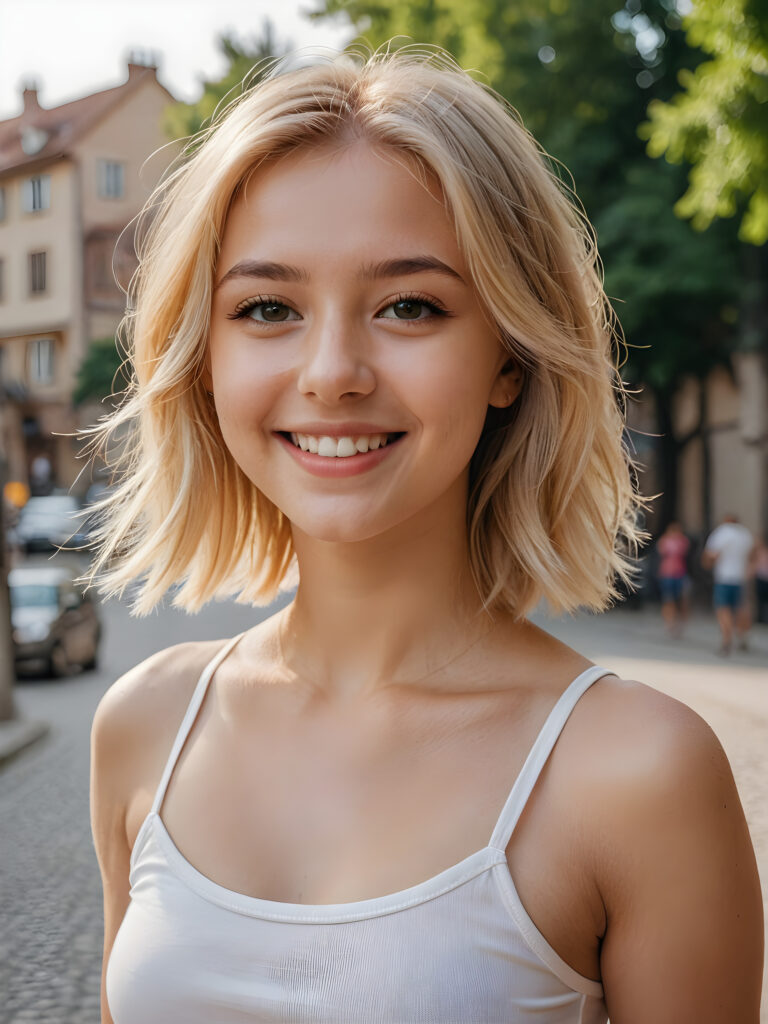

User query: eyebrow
[214,254,466,290]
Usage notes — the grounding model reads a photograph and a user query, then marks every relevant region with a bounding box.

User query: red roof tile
[0,66,172,177]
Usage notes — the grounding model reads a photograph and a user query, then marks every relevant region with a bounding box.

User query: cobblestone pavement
[0,595,765,1023]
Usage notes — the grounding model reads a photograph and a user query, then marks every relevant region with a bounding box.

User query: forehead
[217,142,465,273]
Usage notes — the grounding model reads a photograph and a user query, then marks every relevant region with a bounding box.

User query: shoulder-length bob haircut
[84,46,643,616]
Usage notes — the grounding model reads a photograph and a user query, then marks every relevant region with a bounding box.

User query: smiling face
[208,142,520,545]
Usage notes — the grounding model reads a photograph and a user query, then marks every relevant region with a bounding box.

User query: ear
[488,356,524,409]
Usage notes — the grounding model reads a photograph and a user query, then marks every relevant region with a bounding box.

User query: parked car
[9,565,102,677]
[15,495,81,553]
[50,483,113,550]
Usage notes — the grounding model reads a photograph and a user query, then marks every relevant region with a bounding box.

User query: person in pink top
[655,521,690,637]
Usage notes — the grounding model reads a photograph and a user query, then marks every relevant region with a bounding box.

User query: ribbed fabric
[107,637,612,1024]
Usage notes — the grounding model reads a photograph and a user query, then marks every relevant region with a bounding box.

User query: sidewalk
[0,713,49,768]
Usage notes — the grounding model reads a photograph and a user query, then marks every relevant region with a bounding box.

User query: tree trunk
[698,376,713,537]
[653,388,678,530]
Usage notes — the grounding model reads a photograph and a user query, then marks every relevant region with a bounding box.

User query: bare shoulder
[91,638,233,805]
[95,639,228,723]
[539,671,740,886]
[562,675,763,1022]
[572,674,733,805]
[562,674,746,852]
[94,640,226,741]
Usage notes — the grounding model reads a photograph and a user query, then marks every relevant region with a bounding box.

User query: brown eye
[257,302,291,322]
[377,295,446,322]
[392,299,424,320]
[229,299,302,323]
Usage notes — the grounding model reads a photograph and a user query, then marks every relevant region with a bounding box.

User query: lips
[275,430,406,477]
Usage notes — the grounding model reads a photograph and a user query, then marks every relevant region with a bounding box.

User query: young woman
[89,50,763,1024]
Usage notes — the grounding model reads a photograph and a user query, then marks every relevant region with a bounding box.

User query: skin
[92,143,764,1023]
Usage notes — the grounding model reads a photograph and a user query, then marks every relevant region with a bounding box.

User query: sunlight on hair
[80,44,645,616]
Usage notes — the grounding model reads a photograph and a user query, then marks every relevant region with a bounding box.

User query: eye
[228,297,302,323]
[377,294,449,322]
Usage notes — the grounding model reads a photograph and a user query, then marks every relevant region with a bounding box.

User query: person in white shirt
[702,515,756,655]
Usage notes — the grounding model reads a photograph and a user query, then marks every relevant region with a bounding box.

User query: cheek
[403,351,495,450]
[209,343,280,451]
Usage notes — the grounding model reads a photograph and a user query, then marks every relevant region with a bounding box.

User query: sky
[0,0,353,119]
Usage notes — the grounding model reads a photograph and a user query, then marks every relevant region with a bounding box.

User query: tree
[73,337,130,406]
[164,22,290,141]
[310,0,742,528]
[641,0,768,244]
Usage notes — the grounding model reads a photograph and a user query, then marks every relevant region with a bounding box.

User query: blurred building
[630,352,768,544]
[0,55,175,493]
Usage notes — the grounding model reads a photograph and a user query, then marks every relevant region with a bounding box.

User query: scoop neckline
[140,810,507,923]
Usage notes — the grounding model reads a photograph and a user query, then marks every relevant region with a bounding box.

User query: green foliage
[310,0,740,391]
[598,161,739,391]
[164,23,289,141]
[73,337,130,406]
[642,0,768,243]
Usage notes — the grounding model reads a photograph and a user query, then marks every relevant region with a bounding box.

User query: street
[0,594,766,1023]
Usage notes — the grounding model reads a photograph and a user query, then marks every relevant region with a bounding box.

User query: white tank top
[107,635,612,1024]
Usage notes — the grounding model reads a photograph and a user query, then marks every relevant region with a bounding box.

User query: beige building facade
[0,59,175,493]
[629,352,768,547]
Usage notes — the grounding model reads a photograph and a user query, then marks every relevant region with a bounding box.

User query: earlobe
[489,358,523,409]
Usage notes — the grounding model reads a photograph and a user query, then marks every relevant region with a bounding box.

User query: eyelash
[226,292,452,322]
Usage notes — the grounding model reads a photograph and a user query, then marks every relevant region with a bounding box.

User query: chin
[291,517,387,546]
[285,501,414,546]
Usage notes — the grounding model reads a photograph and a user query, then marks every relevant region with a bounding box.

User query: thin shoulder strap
[488,665,615,851]
[151,633,245,815]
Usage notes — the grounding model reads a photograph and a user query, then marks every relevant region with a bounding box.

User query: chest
[164,693,516,893]
[126,683,603,981]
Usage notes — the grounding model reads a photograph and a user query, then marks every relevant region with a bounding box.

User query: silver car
[9,565,101,677]
[15,495,81,553]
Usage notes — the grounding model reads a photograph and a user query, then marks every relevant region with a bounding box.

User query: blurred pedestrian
[754,536,768,625]
[29,453,52,496]
[655,521,690,637]
[702,514,755,655]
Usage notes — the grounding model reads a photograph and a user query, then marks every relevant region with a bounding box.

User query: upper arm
[89,640,218,1024]
[90,683,133,1024]
[595,689,763,1023]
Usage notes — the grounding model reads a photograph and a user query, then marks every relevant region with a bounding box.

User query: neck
[284,493,494,698]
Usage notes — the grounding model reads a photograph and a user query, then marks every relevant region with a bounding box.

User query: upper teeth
[289,433,393,458]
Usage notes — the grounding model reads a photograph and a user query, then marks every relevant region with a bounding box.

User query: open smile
[285,431,404,458]
[274,431,407,477]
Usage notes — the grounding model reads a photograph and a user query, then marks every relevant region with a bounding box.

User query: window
[98,160,124,199]
[29,251,47,294]
[22,174,51,212]
[27,338,55,385]
[0,186,5,221]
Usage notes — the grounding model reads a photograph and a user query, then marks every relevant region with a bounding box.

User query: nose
[297,311,376,404]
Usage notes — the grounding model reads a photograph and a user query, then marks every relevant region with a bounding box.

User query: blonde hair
[84,46,643,616]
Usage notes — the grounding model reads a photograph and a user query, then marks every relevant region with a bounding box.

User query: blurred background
[2,0,768,603]
[0,1,766,1021]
